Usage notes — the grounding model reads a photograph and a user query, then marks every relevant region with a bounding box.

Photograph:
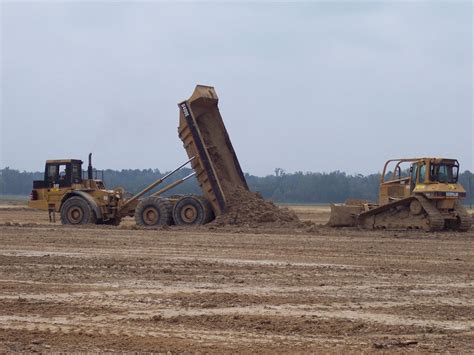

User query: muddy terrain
[0,204,472,352]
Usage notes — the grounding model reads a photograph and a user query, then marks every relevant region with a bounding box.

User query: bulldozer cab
[37,160,83,189]
[380,158,465,205]
[409,159,459,188]
[428,160,459,184]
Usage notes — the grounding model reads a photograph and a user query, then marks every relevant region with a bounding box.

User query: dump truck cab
[41,159,84,189]
[29,159,87,211]
[28,155,124,225]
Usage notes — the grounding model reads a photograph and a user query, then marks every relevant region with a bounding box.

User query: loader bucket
[328,204,362,227]
[178,85,248,216]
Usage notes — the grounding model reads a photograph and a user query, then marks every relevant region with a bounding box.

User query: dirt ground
[0,203,473,352]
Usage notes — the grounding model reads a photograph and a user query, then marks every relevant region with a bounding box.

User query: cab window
[47,165,58,182]
[430,164,458,183]
[410,164,418,190]
[45,163,72,187]
[419,164,426,183]
[72,163,82,184]
[58,164,67,181]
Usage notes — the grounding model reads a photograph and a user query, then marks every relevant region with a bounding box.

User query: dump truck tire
[135,196,172,226]
[172,195,214,226]
[60,196,97,225]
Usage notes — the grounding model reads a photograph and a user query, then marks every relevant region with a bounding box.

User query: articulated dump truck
[29,85,249,226]
[329,158,472,232]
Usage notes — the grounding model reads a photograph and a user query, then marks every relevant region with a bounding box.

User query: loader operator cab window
[59,168,66,180]
[45,163,74,188]
[71,163,82,184]
[47,165,58,187]
[430,163,458,184]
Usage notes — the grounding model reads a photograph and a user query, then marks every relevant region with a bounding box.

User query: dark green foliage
[1,167,473,205]
[0,167,43,195]
[246,171,381,203]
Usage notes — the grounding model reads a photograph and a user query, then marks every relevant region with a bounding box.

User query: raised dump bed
[178,85,249,216]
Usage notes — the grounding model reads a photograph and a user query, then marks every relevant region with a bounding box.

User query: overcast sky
[1,1,472,175]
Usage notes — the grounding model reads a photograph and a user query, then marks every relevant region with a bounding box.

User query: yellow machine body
[28,85,248,227]
[329,158,471,231]
[28,158,134,225]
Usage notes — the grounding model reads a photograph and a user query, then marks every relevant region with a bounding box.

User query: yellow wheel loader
[329,158,472,231]
[28,155,127,225]
[28,85,249,227]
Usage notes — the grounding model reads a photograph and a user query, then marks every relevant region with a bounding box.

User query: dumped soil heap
[212,183,301,227]
[195,110,301,227]
[197,119,301,227]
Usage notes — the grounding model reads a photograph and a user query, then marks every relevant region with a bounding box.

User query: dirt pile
[212,183,301,227]
[188,99,302,228]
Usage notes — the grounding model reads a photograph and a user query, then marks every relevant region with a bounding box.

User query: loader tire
[172,195,214,226]
[134,196,172,227]
[60,196,97,225]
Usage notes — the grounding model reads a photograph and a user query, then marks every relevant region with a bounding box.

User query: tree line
[1,166,473,205]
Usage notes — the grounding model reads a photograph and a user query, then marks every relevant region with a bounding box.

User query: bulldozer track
[414,195,445,232]
[454,203,473,232]
[357,195,446,231]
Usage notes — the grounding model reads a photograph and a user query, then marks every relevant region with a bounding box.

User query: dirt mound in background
[212,183,301,227]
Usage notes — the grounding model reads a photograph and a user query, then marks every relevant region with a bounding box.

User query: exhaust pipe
[88,153,93,180]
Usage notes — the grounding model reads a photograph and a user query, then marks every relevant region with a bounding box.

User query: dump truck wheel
[60,196,96,225]
[134,197,172,226]
[172,195,214,226]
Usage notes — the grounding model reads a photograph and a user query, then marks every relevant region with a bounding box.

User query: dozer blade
[178,85,248,216]
[328,204,363,227]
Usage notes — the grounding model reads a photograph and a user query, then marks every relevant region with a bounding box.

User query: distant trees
[1,167,473,205]
[245,171,380,203]
[0,167,43,195]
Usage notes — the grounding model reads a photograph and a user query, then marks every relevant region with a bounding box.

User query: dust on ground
[0,204,473,353]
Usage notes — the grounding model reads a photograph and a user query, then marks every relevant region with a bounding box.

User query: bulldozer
[28,85,249,226]
[329,158,472,231]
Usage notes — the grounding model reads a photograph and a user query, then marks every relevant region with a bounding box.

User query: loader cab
[39,159,83,189]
